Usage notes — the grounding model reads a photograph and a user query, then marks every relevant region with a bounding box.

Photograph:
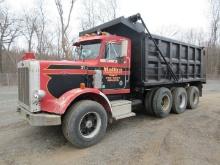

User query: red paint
[43,69,88,75]
[38,34,131,114]
[102,89,130,95]
[57,88,102,114]
[22,52,36,60]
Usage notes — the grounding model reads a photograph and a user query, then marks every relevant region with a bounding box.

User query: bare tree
[0,9,20,72]
[97,0,118,23]
[55,21,62,57]
[206,0,220,76]
[55,0,76,59]
[80,0,118,30]
[209,0,220,47]
[179,29,206,46]
[80,0,96,30]
[34,0,47,56]
[21,11,38,52]
[109,0,117,19]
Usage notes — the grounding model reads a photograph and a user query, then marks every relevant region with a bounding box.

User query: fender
[56,88,112,114]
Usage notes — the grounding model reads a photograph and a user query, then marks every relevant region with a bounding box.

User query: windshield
[73,40,101,60]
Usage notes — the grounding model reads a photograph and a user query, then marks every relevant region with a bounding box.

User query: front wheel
[62,100,108,148]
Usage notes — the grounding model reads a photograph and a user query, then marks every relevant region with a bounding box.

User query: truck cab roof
[74,33,130,46]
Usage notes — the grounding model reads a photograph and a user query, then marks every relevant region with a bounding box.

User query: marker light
[80,83,86,89]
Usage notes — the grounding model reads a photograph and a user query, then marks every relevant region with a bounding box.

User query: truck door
[100,39,130,94]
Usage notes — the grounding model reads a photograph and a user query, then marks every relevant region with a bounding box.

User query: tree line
[0,0,118,74]
[0,0,220,78]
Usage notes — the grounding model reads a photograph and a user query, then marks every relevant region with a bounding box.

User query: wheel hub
[193,93,199,105]
[86,120,93,128]
[179,94,186,109]
[161,95,170,112]
[79,112,102,139]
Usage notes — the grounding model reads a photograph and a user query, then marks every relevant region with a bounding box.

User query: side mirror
[116,40,128,64]
[116,56,124,64]
[121,40,128,57]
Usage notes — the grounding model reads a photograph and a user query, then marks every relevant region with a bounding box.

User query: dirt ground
[0,80,219,165]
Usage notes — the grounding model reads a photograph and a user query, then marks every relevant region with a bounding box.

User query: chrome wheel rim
[161,95,170,112]
[179,94,186,109]
[193,92,199,105]
[79,112,101,139]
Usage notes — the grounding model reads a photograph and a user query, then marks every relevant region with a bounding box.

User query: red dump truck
[17,14,206,148]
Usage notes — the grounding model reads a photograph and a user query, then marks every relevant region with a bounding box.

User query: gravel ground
[0,80,219,165]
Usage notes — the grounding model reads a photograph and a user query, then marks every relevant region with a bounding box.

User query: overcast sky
[5,0,210,40]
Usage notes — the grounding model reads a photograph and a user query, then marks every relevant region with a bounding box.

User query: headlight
[33,90,45,102]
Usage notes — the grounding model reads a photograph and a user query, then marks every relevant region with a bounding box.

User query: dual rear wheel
[145,86,199,118]
[172,87,187,114]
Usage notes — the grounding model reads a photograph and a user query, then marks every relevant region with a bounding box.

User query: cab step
[111,100,136,120]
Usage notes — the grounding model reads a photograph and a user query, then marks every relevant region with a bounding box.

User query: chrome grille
[18,67,30,106]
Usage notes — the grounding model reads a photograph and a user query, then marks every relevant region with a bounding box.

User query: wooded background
[0,0,219,85]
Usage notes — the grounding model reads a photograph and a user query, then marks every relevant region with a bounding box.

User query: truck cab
[73,32,131,93]
[17,32,135,148]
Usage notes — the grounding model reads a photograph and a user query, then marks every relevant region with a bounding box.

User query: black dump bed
[80,15,206,89]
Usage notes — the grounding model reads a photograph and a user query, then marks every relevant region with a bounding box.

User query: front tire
[62,100,108,148]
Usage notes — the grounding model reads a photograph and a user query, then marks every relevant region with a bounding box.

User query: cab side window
[105,42,122,60]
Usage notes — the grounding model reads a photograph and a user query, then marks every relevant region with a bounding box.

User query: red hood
[39,59,99,68]
[39,59,98,114]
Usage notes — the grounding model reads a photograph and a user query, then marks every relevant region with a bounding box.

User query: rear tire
[144,88,158,115]
[62,100,108,148]
[171,87,187,114]
[152,87,172,118]
[187,86,199,109]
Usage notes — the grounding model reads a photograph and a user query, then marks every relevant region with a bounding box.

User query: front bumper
[17,107,61,126]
